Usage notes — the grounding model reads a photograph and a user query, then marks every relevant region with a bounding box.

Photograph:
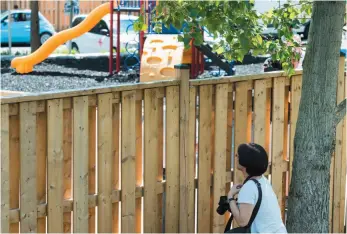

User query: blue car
[1,10,56,46]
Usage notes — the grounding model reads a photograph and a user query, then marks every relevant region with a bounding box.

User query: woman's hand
[228,184,242,199]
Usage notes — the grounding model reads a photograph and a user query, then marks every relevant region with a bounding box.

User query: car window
[110,19,135,33]
[90,19,108,35]
[72,17,84,27]
[13,13,29,22]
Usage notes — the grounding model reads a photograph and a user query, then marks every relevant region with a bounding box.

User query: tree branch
[336,98,347,125]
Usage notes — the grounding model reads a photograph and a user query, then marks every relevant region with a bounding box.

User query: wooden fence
[1,63,346,233]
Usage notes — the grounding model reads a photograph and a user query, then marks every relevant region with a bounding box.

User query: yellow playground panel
[140,34,192,82]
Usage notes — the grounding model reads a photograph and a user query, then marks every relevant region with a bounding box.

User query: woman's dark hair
[238,143,268,176]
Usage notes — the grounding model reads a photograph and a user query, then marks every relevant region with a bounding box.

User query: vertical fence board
[187,86,197,233]
[121,91,136,233]
[9,109,20,233]
[254,79,271,167]
[158,94,164,232]
[1,105,10,233]
[97,93,113,233]
[289,75,302,184]
[113,100,120,233]
[234,81,252,184]
[36,103,47,233]
[88,103,97,233]
[20,101,37,233]
[135,96,143,233]
[63,100,73,233]
[47,99,64,233]
[165,86,180,232]
[271,77,287,219]
[225,89,233,224]
[73,96,89,233]
[198,85,213,233]
[212,84,228,233]
[144,88,160,232]
[333,56,346,233]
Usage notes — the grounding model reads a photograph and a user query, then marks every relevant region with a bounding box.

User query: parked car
[262,20,311,40]
[0,9,56,45]
[70,14,139,54]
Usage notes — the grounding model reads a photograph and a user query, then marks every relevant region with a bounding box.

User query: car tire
[40,32,52,45]
[72,43,79,53]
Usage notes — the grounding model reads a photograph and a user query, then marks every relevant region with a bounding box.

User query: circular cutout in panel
[147,56,162,64]
[150,39,164,44]
[163,45,178,50]
[160,67,175,77]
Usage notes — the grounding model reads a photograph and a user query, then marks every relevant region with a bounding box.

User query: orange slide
[11,3,111,74]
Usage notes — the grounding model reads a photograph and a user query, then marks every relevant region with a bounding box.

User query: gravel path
[1,63,264,93]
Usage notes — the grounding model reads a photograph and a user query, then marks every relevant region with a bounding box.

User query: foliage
[134,0,313,76]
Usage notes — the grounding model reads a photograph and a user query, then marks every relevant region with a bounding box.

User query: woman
[227,143,287,233]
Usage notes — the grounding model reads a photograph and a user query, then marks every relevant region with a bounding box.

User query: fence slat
[121,91,136,233]
[254,79,271,163]
[135,97,143,233]
[97,93,113,233]
[225,89,233,224]
[198,85,213,233]
[20,101,37,233]
[158,94,164,232]
[212,84,228,233]
[36,103,47,233]
[289,75,302,184]
[234,81,252,184]
[73,96,89,233]
[1,104,10,233]
[144,88,160,232]
[9,109,20,233]
[88,103,96,233]
[333,56,346,232]
[63,100,73,233]
[187,86,197,233]
[113,100,121,233]
[165,86,180,232]
[271,77,287,219]
[47,99,64,233]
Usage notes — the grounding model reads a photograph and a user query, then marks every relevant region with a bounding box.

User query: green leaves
[145,0,313,75]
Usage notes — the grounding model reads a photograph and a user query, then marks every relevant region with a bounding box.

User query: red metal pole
[191,39,195,79]
[200,29,204,75]
[139,0,145,58]
[109,0,114,75]
[116,6,121,73]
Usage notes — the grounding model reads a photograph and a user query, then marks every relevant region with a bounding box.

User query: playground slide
[11,3,111,74]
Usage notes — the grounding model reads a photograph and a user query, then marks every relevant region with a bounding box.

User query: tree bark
[287,1,345,233]
[30,1,40,52]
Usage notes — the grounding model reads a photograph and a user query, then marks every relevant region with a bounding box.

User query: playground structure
[1,56,346,233]
[10,0,233,78]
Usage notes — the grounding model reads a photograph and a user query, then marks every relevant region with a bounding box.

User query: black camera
[216,196,232,215]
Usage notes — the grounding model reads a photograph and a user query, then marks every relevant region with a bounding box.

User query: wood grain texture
[112,101,120,233]
[1,104,10,233]
[212,84,228,233]
[47,99,64,233]
[9,111,20,233]
[36,105,47,233]
[121,91,136,233]
[97,93,113,233]
[198,85,213,233]
[20,101,37,233]
[165,86,180,232]
[144,88,160,233]
[63,102,73,233]
[88,104,96,233]
[135,98,143,233]
[73,96,89,233]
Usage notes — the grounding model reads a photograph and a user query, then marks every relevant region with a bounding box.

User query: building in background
[1,0,140,31]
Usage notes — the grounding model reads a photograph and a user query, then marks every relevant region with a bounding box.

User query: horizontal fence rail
[1,63,346,233]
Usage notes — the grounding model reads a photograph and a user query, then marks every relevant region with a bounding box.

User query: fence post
[176,64,191,232]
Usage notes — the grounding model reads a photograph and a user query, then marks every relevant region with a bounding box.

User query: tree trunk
[287,1,345,233]
[30,1,40,52]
